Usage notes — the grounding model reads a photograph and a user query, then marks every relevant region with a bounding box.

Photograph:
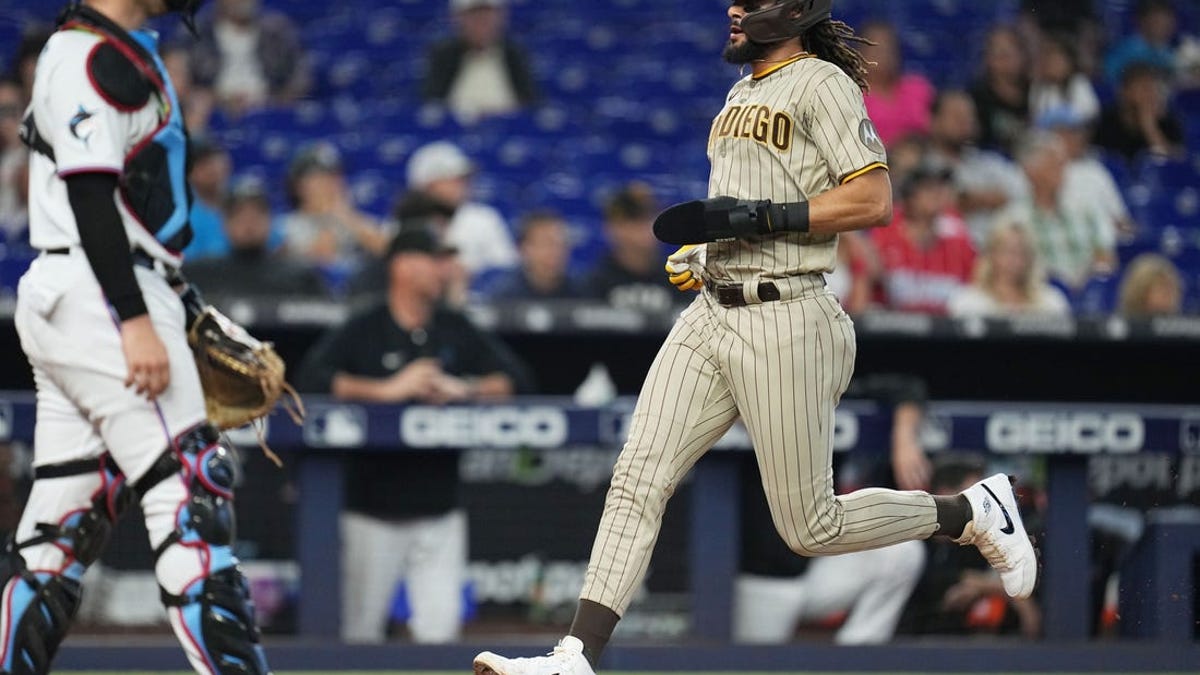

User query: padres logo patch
[858,119,885,154]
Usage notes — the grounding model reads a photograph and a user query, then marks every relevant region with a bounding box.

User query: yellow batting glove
[665,244,706,292]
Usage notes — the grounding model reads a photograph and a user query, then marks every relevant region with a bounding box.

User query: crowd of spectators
[0,0,1194,319]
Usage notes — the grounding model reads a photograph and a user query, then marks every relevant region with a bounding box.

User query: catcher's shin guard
[1,456,131,675]
[136,423,270,674]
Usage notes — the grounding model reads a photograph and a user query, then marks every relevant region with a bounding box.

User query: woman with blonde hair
[1118,253,1183,317]
[948,219,1071,317]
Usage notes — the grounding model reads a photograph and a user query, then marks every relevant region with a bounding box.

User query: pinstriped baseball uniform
[579,55,940,615]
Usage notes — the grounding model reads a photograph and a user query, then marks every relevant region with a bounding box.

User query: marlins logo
[69,105,95,146]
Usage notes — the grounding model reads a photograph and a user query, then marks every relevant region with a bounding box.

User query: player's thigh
[619,301,738,484]
[45,269,206,481]
[12,474,105,570]
[28,365,106,469]
[727,294,856,542]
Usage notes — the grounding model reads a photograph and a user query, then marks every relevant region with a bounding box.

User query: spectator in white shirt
[1037,107,1135,240]
[422,0,538,125]
[406,141,518,278]
[1030,34,1101,124]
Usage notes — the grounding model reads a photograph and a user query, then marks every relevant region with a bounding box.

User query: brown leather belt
[714,281,781,307]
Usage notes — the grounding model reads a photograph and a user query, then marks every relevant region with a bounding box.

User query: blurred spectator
[1019,0,1102,77]
[281,141,390,271]
[825,230,879,315]
[583,182,679,313]
[1020,0,1098,34]
[186,0,310,114]
[1039,108,1135,240]
[734,374,931,644]
[183,136,232,260]
[1105,0,1179,87]
[1094,61,1185,160]
[1002,132,1116,289]
[970,26,1031,155]
[489,210,580,300]
[0,78,27,240]
[407,141,518,279]
[871,164,976,314]
[6,27,51,101]
[296,228,533,644]
[860,21,935,147]
[184,178,326,298]
[1117,253,1184,317]
[927,90,1025,244]
[349,190,465,303]
[947,220,1071,318]
[422,0,538,125]
[162,44,215,134]
[898,457,1042,638]
[1030,34,1100,124]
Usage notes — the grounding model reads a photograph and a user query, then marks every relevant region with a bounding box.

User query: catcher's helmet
[741,0,833,44]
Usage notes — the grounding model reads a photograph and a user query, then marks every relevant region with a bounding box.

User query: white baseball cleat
[474,636,596,675]
[956,473,1038,599]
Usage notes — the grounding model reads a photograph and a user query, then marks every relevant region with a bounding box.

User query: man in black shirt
[296,228,532,643]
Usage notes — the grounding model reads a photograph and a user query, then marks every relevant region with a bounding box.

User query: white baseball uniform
[4,13,267,675]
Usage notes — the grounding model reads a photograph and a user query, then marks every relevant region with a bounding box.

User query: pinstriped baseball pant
[579,278,939,615]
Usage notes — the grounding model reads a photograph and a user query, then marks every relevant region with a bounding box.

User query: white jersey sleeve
[37,31,130,176]
[806,71,887,184]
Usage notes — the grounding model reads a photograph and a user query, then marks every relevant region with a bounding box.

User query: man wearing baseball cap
[422,0,538,124]
[296,226,532,644]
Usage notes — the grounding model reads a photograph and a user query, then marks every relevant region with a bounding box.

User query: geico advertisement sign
[401,406,569,448]
[986,412,1144,453]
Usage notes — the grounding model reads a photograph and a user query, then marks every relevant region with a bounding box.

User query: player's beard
[723,37,771,65]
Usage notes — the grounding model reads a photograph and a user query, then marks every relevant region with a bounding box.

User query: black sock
[933,494,973,539]
[569,599,620,667]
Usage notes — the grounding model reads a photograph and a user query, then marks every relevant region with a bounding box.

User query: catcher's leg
[134,423,270,675]
[1,457,131,675]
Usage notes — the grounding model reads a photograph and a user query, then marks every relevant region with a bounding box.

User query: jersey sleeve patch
[857,119,886,154]
[87,42,152,112]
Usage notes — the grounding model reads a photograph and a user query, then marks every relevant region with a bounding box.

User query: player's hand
[384,358,442,401]
[665,245,706,292]
[121,315,170,400]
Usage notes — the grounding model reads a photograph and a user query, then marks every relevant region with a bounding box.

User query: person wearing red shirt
[872,164,976,314]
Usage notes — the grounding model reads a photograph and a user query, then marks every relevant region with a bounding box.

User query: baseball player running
[1,2,270,673]
[474,2,1036,674]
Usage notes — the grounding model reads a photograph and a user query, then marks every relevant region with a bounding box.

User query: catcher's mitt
[187,305,305,447]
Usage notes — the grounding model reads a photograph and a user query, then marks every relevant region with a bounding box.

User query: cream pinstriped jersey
[704,55,887,282]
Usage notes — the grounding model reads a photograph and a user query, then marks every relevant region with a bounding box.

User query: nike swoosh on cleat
[982,484,1016,535]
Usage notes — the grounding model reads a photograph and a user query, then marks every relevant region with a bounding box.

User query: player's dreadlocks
[804,19,874,93]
